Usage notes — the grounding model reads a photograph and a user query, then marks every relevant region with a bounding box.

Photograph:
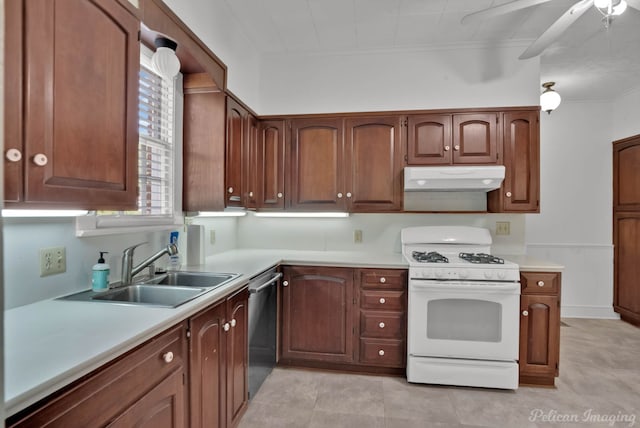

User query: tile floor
[239,318,640,428]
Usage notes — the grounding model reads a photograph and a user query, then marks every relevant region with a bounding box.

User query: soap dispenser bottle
[92,251,110,292]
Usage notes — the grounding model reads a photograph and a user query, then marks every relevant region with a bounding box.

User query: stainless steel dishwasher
[248,267,281,399]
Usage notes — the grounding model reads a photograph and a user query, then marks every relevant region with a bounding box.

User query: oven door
[408,280,519,361]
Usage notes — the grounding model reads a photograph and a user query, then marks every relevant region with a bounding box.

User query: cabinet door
[519,294,559,384]
[226,289,249,427]
[407,114,452,165]
[281,266,355,363]
[345,117,403,212]
[245,115,260,209]
[107,369,186,428]
[501,111,539,212]
[613,135,640,211]
[226,97,247,207]
[288,118,345,210]
[258,120,286,210]
[4,0,23,202]
[613,212,640,325]
[189,302,226,428]
[20,0,139,208]
[452,113,498,164]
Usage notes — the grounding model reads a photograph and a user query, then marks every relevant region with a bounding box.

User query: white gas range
[401,226,520,390]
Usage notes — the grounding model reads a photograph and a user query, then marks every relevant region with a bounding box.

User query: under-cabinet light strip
[196,211,247,217]
[2,209,89,217]
[252,212,349,218]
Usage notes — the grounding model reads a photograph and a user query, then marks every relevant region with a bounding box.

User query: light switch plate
[210,230,216,245]
[354,229,363,243]
[496,221,511,236]
[40,246,66,277]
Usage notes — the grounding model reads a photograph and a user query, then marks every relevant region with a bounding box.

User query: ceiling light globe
[594,0,611,8]
[151,47,181,80]
[612,0,627,15]
[540,90,561,114]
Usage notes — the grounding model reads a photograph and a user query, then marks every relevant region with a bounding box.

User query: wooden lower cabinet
[7,323,188,428]
[519,271,561,386]
[280,266,407,373]
[189,287,249,428]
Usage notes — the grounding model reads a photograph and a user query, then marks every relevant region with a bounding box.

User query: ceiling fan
[461,0,640,59]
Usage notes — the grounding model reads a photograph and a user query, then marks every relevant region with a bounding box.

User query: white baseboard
[561,305,620,319]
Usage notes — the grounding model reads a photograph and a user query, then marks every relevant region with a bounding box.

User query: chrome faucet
[121,242,178,286]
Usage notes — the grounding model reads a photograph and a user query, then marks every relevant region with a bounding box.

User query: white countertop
[498,254,564,272]
[4,248,560,417]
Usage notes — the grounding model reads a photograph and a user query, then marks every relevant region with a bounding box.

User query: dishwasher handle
[249,272,283,294]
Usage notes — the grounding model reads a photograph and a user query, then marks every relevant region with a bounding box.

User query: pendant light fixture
[540,82,561,114]
[151,37,181,80]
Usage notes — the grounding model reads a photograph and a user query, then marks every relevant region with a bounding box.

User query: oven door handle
[250,272,283,294]
[410,280,520,293]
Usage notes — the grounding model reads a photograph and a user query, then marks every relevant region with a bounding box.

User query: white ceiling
[221,0,640,101]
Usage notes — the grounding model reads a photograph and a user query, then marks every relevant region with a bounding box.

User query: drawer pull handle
[537,280,545,287]
[378,349,385,356]
[249,191,254,197]
[444,145,450,151]
[379,277,386,284]
[228,187,234,193]
[223,322,230,331]
[378,322,385,329]
[282,280,289,287]
[506,191,512,198]
[379,298,386,304]
[346,192,352,198]
[337,192,343,198]
[230,318,237,328]
[33,153,48,166]
[6,148,22,162]
[454,145,460,151]
[277,192,283,198]
[522,310,529,317]
[162,351,174,363]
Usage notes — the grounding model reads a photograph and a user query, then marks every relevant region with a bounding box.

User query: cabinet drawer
[360,290,405,311]
[359,339,405,368]
[360,311,404,339]
[360,269,407,290]
[8,323,187,428]
[521,271,560,295]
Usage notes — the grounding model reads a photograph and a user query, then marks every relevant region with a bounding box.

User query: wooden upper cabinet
[5,0,140,209]
[345,116,403,211]
[258,120,286,210]
[407,115,452,165]
[245,115,260,209]
[489,110,539,212]
[288,118,345,211]
[613,135,640,211]
[226,97,248,207]
[452,113,499,164]
[407,112,498,165]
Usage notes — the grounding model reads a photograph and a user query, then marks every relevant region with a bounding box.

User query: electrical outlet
[39,246,66,277]
[210,230,216,245]
[354,229,363,244]
[496,221,511,236]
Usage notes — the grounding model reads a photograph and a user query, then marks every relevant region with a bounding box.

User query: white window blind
[137,64,174,216]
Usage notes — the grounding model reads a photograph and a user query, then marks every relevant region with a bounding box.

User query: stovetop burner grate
[412,251,449,263]
[459,252,504,264]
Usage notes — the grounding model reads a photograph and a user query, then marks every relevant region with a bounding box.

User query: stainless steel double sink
[60,272,240,308]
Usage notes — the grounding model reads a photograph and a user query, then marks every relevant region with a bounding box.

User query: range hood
[404,165,505,192]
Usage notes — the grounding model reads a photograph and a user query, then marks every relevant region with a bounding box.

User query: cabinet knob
[228,187,234,194]
[444,145,450,151]
[378,349,385,356]
[379,277,386,283]
[506,191,512,198]
[33,153,48,166]
[5,148,22,162]
[522,310,529,316]
[249,191,254,197]
[537,281,545,287]
[454,145,460,151]
[230,318,237,328]
[277,192,283,198]
[379,297,386,304]
[378,322,385,329]
[346,192,352,198]
[337,193,343,198]
[162,351,174,363]
[282,280,289,287]
[223,322,230,331]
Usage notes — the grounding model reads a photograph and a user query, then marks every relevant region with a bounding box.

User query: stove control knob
[484,271,494,280]
[497,271,506,279]
[435,270,444,279]
[459,270,469,279]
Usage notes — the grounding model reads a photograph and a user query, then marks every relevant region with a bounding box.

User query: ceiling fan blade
[626,0,640,10]
[519,0,594,59]
[461,0,555,24]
